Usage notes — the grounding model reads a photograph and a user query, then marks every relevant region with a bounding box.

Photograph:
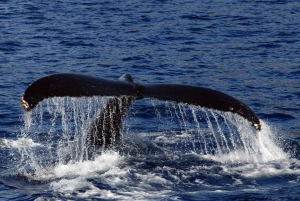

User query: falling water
[15,96,287,176]
[17,97,109,176]
[147,100,287,162]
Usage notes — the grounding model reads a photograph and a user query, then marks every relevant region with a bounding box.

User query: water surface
[0,0,299,200]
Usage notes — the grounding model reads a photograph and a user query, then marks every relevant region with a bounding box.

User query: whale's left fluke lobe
[21,73,262,146]
[21,73,138,111]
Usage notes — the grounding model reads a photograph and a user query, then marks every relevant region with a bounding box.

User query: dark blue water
[1,0,300,200]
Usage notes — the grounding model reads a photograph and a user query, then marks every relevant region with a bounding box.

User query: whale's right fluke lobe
[136,83,262,131]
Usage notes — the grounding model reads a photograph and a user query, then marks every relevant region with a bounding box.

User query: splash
[6,96,296,200]
[205,123,288,164]
[147,100,288,163]
[15,96,288,175]
[25,150,124,181]
[15,97,110,175]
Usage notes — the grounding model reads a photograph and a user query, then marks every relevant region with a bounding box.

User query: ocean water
[0,0,300,200]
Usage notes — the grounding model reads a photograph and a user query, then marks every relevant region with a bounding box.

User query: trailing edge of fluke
[21,73,262,131]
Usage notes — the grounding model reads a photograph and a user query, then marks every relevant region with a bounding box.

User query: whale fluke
[21,73,261,146]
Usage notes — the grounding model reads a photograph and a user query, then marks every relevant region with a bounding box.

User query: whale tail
[87,75,136,146]
[21,73,261,146]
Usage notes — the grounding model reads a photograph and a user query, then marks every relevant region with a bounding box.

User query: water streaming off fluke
[2,96,294,200]
[16,97,286,171]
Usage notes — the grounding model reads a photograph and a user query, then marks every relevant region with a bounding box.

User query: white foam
[221,158,300,179]
[53,150,123,177]
[50,177,121,199]
[0,138,41,148]
[46,151,128,199]
[27,150,123,181]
